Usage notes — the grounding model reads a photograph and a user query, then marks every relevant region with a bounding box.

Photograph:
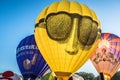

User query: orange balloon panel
[90,33,120,78]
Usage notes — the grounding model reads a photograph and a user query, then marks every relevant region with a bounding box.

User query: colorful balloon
[34,0,101,80]
[90,33,120,80]
[0,70,21,80]
[16,35,50,80]
[2,71,14,78]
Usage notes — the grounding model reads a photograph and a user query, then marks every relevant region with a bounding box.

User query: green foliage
[93,71,120,80]
[76,72,95,80]
[39,71,120,80]
[111,71,120,80]
[40,72,55,80]
[93,76,100,80]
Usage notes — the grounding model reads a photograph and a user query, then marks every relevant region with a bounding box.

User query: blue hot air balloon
[16,35,50,80]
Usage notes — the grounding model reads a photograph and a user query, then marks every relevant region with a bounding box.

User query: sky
[0,0,120,77]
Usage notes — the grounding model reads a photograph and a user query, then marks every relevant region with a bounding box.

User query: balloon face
[90,33,120,78]
[16,35,50,80]
[35,1,101,79]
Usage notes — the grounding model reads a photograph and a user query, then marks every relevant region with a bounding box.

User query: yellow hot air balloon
[34,0,101,80]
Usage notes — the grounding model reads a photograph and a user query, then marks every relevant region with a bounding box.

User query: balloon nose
[65,18,79,55]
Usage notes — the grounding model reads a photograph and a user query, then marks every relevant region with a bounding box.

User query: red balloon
[2,71,14,78]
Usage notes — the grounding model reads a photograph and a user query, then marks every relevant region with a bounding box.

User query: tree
[93,71,120,80]
[76,72,95,80]
[111,71,120,80]
[93,76,100,80]
[37,72,56,80]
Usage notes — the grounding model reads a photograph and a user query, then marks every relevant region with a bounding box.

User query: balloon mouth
[104,74,111,80]
[23,74,37,79]
[55,72,71,76]
[55,72,71,80]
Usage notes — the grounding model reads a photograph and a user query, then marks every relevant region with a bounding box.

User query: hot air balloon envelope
[90,33,120,80]
[16,35,50,80]
[35,0,101,79]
